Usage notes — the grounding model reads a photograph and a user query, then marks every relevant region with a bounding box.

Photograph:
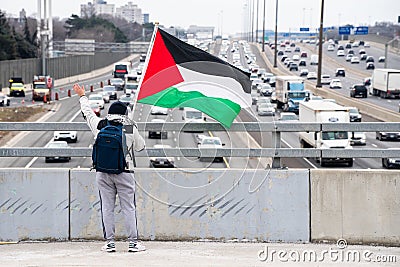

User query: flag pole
[129,22,159,122]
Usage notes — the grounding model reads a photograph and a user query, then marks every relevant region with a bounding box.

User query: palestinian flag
[137,28,252,128]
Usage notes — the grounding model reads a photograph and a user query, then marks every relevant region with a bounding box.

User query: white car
[321,74,331,85]
[345,54,353,61]
[197,136,225,162]
[351,56,360,64]
[307,72,317,80]
[299,68,309,77]
[257,103,276,116]
[53,131,78,143]
[329,79,342,89]
[0,92,10,106]
[279,112,298,121]
[350,132,366,146]
[337,50,345,57]
[292,55,300,61]
[88,94,105,109]
[150,106,168,115]
[327,45,335,51]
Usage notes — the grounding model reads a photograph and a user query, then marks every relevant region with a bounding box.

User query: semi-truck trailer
[370,68,400,98]
[299,100,353,167]
[275,76,310,113]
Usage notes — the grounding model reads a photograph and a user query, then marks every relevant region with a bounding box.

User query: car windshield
[34,84,47,89]
[203,139,221,145]
[288,92,308,98]
[90,103,99,108]
[126,84,138,89]
[111,79,123,83]
[186,111,202,119]
[322,131,348,140]
[349,108,358,114]
[120,96,132,101]
[89,95,102,100]
[103,86,115,92]
[47,142,68,148]
[12,84,24,88]
[281,114,298,120]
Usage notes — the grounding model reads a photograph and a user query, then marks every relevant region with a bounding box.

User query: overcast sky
[1,0,399,35]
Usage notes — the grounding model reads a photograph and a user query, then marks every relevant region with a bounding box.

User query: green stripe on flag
[138,87,241,128]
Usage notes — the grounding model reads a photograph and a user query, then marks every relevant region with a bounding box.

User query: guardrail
[1,122,400,168]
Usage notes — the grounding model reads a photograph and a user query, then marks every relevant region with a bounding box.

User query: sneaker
[128,241,146,253]
[101,241,116,252]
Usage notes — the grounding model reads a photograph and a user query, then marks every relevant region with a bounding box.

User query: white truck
[299,101,353,167]
[370,68,400,98]
[275,76,310,113]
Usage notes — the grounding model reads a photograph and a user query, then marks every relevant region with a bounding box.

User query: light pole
[255,0,259,43]
[273,0,278,68]
[251,0,254,42]
[262,0,266,52]
[316,0,325,88]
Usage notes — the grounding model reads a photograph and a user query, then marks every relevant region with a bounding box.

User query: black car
[289,63,298,71]
[366,62,375,70]
[382,157,400,169]
[299,60,306,66]
[366,56,374,63]
[350,84,367,98]
[376,132,400,141]
[335,68,346,77]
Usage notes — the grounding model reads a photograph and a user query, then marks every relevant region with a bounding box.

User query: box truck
[275,76,310,113]
[370,68,400,98]
[32,75,53,101]
[299,101,353,167]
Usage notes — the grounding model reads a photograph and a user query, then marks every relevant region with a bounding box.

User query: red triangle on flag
[137,30,184,101]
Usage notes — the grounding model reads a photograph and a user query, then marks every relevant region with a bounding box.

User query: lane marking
[281,138,318,169]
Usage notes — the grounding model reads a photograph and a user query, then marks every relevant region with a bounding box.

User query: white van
[310,54,319,65]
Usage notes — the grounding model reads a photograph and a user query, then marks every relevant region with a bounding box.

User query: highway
[2,38,400,170]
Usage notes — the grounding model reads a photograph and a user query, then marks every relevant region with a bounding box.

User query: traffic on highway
[1,34,400,171]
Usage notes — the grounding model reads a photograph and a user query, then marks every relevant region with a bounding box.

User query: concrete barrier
[310,169,400,245]
[0,168,70,241]
[2,168,400,246]
[1,168,310,242]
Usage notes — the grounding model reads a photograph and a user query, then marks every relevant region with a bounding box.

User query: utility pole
[255,0,259,43]
[262,0,266,52]
[316,0,324,88]
[273,0,278,68]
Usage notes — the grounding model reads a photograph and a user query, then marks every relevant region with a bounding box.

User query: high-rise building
[116,2,143,24]
[80,1,114,17]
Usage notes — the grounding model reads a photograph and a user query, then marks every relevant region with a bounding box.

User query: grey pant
[96,172,138,242]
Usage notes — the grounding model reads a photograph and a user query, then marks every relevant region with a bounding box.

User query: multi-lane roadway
[2,37,400,170]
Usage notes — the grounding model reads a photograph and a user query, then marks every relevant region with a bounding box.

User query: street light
[316,0,325,88]
[273,0,278,68]
[262,0,266,52]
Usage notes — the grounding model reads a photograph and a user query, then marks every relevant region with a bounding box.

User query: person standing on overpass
[73,83,146,253]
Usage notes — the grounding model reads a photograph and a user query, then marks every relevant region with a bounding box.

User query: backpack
[92,120,128,174]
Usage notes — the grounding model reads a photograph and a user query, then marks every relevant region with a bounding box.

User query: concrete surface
[0,241,399,266]
[311,169,400,245]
